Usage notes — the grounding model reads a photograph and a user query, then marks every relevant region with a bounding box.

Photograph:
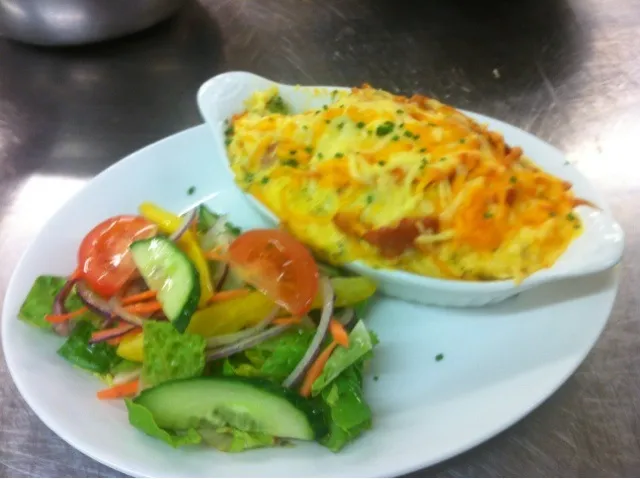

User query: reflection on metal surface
[8,174,86,222]
[0,0,186,46]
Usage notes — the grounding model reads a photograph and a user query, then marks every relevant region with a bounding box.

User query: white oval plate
[197,72,624,308]
[2,125,621,478]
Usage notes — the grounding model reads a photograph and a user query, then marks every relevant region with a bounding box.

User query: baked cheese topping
[225,85,590,282]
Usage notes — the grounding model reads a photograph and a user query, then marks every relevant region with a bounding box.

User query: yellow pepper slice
[116,332,143,362]
[138,202,213,306]
[187,276,377,337]
[116,277,376,361]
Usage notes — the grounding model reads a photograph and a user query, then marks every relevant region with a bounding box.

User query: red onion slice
[337,308,355,330]
[75,282,144,327]
[112,368,142,386]
[214,263,230,292]
[169,208,197,242]
[282,277,334,389]
[51,277,77,336]
[109,299,146,327]
[206,325,291,362]
[206,307,280,348]
[89,324,137,344]
[200,214,238,255]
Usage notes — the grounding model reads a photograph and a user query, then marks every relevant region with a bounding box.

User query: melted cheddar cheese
[225,85,588,282]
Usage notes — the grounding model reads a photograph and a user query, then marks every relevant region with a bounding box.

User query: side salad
[18,201,379,453]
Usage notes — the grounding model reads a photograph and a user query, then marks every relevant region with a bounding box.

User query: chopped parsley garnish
[317,152,324,159]
[325,119,330,124]
[282,159,299,167]
[334,152,344,158]
[403,130,413,138]
[304,146,313,154]
[440,156,448,162]
[337,122,345,130]
[289,149,296,155]
[567,213,576,221]
[484,211,493,219]
[420,158,427,168]
[459,138,466,144]
[510,176,517,184]
[265,95,289,114]
[187,186,196,195]
[392,135,400,141]
[322,105,328,111]
[549,211,557,217]
[419,147,427,153]
[396,109,403,114]
[374,375,380,381]
[366,194,374,204]
[435,353,444,362]
[378,161,385,166]
[357,121,365,129]
[245,172,255,182]
[376,121,395,136]
[224,125,234,136]
[260,176,270,184]
[302,124,309,130]
[224,138,232,146]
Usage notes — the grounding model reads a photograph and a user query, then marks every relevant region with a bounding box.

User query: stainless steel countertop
[1,0,639,476]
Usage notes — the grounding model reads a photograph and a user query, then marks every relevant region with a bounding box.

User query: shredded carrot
[299,341,339,398]
[97,379,140,400]
[573,198,599,209]
[124,301,163,315]
[121,290,157,305]
[45,307,88,324]
[329,319,350,348]
[207,288,251,304]
[105,327,142,346]
[272,316,302,326]
[205,247,226,262]
[91,324,136,343]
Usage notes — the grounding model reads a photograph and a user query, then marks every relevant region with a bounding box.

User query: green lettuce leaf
[312,321,374,395]
[19,275,102,330]
[222,359,262,378]
[198,426,277,452]
[142,322,206,387]
[259,329,314,381]
[57,322,120,374]
[125,399,201,448]
[319,363,372,452]
[221,329,314,383]
[112,359,141,374]
[352,297,373,321]
[197,205,241,236]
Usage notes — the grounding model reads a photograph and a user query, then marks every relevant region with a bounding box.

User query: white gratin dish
[197,71,624,307]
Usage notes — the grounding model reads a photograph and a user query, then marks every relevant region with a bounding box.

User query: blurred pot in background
[0,0,186,46]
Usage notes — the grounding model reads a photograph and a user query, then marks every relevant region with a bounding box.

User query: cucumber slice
[134,377,326,441]
[130,236,200,332]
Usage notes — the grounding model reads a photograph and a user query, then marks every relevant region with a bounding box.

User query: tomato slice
[78,215,157,297]
[226,229,319,316]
